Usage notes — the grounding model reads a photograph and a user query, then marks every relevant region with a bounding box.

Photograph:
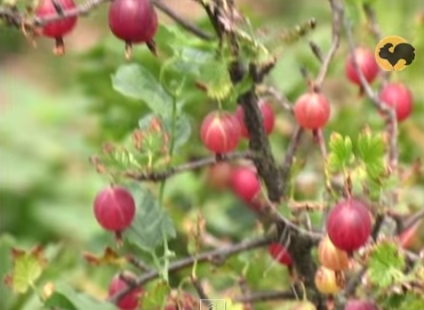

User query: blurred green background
[0,0,423,309]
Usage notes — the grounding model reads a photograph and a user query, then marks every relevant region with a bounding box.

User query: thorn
[146,40,157,56]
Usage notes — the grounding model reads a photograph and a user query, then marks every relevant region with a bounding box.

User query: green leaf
[4,246,47,294]
[356,130,386,178]
[141,280,170,309]
[46,285,116,310]
[368,241,406,288]
[112,64,172,116]
[44,292,78,310]
[345,0,363,26]
[327,133,355,173]
[125,185,176,252]
[198,60,233,100]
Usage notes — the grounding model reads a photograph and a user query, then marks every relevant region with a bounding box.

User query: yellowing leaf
[4,245,47,294]
[224,299,244,310]
[83,247,127,267]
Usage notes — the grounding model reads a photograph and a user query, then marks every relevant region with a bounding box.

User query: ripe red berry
[108,0,158,55]
[235,100,275,138]
[93,186,136,232]
[35,0,78,38]
[345,48,379,85]
[35,0,78,55]
[326,199,372,253]
[229,166,261,202]
[268,243,293,266]
[108,273,142,310]
[379,83,413,122]
[294,93,330,130]
[200,111,241,154]
[206,162,232,190]
[344,299,378,310]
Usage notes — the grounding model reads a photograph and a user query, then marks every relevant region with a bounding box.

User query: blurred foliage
[0,0,423,309]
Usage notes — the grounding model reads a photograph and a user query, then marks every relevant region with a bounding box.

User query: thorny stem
[232,290,295,304]
[343,9,398,170]
[0,0,214,41]
[107,236,273,304]
[126,151,255,182]
[314,0,344,89]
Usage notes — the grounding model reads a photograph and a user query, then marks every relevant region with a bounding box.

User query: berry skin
[268,243,293,266]
[235,100,275,138]
[93,186,136,232]
[206,162,232,190]
[108,0,158,44]
[318,235,350,271]
[345,48,379,85]
[326,199,372,253]
[35,0,78,38]
[108,273,142,310]
[200,111,241,154]
[229,166,261,202]
[379,83,413,122]
[294,93,330,130]
[344,299,378,310]
[314,266,344,294]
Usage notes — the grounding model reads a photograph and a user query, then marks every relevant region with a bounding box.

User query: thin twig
[315,0,344,89]
[107,236,272,304]
[281,126,304,197]
[343,7,398,169]
[127,256,152,272]
[260,86,293,113]
[191,277,210,304]
[362,3,382,41]
[402,208,424,232]
[126,151,254,182]
[232,290,295,304]
[0,0,214,41]
[154,0,214,40]
[345,266,367,296]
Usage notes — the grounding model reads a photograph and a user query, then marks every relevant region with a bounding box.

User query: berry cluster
[35,0,157,56]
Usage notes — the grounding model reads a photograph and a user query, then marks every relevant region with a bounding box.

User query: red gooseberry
[294,92,330,130]
[379,83,413,122]
[108,0,158,57]
[108,273,142,310]
[93,186,136,232]
[200,111,241,154]
[268,243,293,266]
[229,166,261,202]
[326,199,372,253]
[345,48,379,85]
[35,0,78,54]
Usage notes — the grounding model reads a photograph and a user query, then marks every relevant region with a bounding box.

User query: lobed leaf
[125,185,176,252]
[112,64,173,117]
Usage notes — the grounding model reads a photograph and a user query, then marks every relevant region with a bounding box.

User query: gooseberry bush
[1,0,423,310]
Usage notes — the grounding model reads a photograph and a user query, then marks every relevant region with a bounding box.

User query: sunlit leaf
[327,133,355,173]
[368,240,406,288]
[4,245,47,294]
